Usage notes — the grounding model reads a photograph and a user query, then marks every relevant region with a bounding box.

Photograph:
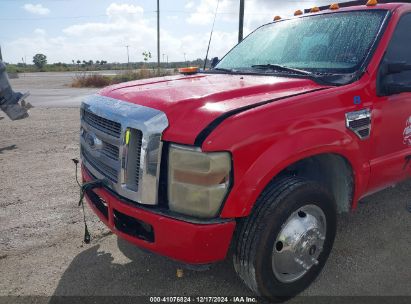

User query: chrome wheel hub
[272,204,326,283]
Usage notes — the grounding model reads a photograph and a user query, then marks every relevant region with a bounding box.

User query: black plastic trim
[157,141,170,208]
[86,189,108,219]
[377,12,411,96]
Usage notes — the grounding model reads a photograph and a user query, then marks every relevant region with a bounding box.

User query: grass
[71,73,111,88]
[5,59,205,74]
[71,69,174,88]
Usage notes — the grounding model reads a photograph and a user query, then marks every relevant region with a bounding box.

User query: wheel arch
[220,131,369,218]
[275,153,354,213]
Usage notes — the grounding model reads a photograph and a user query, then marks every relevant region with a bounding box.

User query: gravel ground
[1,70,411,302]
[0,108,410,302]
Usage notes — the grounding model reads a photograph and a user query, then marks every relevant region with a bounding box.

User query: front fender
[218,128,370,218]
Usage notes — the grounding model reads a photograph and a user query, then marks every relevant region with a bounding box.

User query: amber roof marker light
[294,10,303,16]
[273,15,282,21]
[179,67,199,75]
[310,6,320,13]
[329,3,340,10]
[366,0,378,6]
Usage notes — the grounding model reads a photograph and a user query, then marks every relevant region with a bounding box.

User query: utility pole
[238,0,245,43]
[157,0,160,75]
[0,45,3,61]
[126,45,130,69]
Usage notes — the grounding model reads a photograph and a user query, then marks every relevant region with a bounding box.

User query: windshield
[216,11,388,74]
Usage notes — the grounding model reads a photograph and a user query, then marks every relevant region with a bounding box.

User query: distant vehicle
[79,1,411,301]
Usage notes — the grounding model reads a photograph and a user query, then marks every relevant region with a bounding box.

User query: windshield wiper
[251,64,312,75]
[212,67,234,73]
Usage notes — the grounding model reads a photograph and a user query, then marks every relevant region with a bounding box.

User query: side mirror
[381,61,411,76]
[383,80,411,95]
[378,60,411,96]
[211,57,219,68]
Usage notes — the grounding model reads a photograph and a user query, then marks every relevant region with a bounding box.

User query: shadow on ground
[48,180,411,301]
[0,144,17,154]
[50,238,250,299]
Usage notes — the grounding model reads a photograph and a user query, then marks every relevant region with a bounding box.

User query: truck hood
[100,73,328,145]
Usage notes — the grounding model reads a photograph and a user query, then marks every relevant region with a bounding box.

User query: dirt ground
[0,74,410,301]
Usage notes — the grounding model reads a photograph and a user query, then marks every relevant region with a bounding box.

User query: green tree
[142,51,152,68]
[142,51,152,63]
[33,53,47,70]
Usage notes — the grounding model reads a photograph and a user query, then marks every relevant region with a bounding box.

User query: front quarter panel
[201,86,373,218]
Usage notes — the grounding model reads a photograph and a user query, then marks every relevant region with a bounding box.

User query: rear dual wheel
[233,177,337,302]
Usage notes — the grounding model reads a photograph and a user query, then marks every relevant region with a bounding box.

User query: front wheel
[233,177,337,302]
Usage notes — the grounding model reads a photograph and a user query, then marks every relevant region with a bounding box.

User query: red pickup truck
[80,0,411,300]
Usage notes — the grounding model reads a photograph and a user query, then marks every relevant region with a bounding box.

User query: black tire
[233,176,337,302]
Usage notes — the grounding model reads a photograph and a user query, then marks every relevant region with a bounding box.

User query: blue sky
[0,0,344,64]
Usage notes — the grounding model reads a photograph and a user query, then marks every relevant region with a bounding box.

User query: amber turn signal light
[294,10,303,16]
[178,67,199,75]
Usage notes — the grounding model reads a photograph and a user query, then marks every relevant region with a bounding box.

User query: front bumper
[82,166,236,264]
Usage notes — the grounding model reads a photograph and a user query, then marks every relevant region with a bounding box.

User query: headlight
[168,144,231,218]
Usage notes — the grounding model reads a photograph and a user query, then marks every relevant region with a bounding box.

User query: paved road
[10,72,100,107]
[8,70,173,108]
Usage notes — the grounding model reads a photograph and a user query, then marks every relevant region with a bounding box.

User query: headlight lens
[168,144,231,218]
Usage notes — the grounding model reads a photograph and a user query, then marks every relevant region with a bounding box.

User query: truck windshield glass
[216,11,388,74]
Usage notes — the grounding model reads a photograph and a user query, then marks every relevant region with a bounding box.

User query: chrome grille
[348,117,370,129]
[83,110,121,138]
[81,146,118,182]
[102,142,119,161]
[346,109,372,140]
[135,131,143,189]
[80,95,169,205]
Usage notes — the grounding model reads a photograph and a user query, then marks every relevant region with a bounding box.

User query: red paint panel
[82,167,236,264]
[100,74,327,145]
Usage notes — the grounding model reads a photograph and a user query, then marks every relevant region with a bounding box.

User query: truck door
[368,13,411,192]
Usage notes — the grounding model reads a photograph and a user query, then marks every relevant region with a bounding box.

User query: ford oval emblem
[85,132,103,151]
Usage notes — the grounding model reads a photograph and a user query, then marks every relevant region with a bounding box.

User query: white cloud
[187,0,234,26]
[6,2,236,64]
[33,28,46,36]
[185,0,354,33]
[185,1,195,9]
[23,3,50,15]
[7,1,353,63]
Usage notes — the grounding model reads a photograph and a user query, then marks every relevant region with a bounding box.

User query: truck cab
[80,1,411,300]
